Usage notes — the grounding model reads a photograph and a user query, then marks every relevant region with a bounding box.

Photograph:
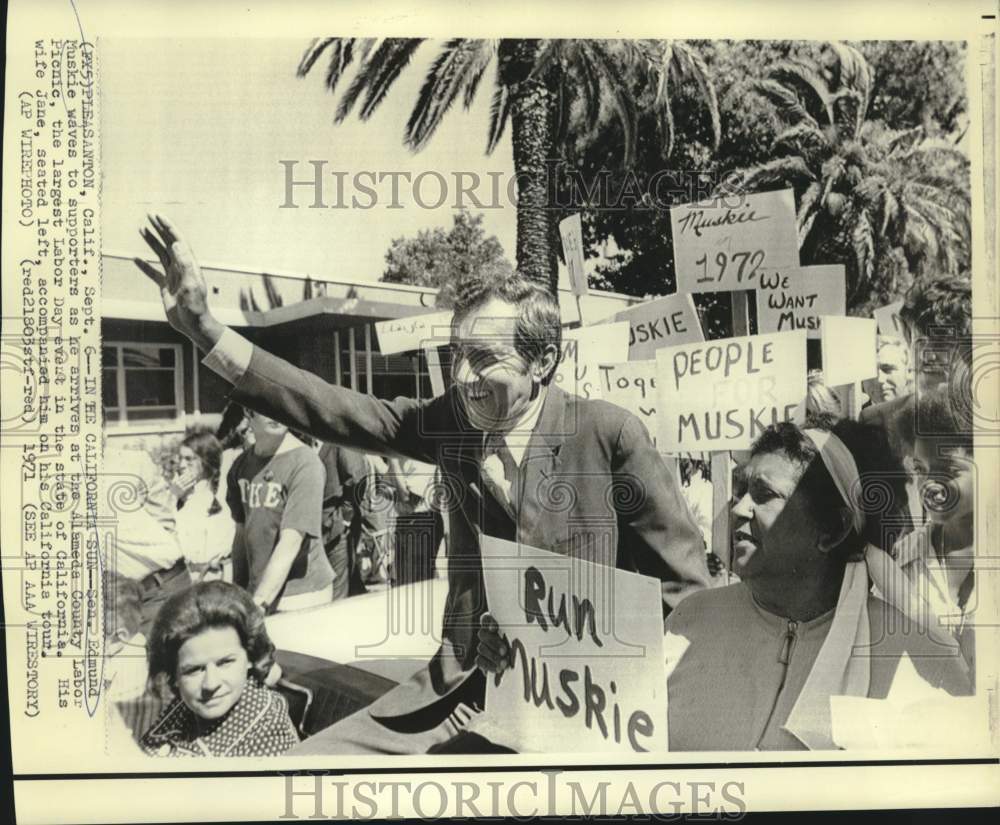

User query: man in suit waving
[135,214,709,753]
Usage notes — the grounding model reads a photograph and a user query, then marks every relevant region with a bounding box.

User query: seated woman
[140,581,299,757]
[171,430,236,582]
[477,415,971,752]
[894,387,976,674]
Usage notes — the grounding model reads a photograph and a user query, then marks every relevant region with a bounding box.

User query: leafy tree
[381,210,513,307]
[297,38,718,294]
[724,42,970,312]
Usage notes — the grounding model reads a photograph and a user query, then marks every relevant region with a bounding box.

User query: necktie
[481,434,520,517]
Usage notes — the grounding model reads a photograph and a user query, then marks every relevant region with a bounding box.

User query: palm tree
[721,42,970,311]
[298,38,719,294]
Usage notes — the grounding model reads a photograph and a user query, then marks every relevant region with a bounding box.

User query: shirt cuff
[202,327,253,384]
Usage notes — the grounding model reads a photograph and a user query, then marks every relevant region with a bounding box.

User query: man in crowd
[317,441,369,598]
[226,408,334,613]
[135,214,709,754]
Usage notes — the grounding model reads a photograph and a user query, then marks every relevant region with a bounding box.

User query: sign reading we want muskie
[476,537,667,754]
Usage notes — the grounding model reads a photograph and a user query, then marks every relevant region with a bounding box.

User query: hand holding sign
[479,537,667,754]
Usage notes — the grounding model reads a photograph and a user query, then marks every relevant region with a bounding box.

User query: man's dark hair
[899,275,972,343]
[896,387,974,453]
[749,413,909,557]
[450,272,563,385]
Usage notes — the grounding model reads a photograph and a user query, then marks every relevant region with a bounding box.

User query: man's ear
[532,344,560,384]
[817,508,854,553]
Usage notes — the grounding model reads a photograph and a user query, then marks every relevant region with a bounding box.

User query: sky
[100,39,519,282]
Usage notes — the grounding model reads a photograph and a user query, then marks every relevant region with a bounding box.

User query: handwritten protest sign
[671,189,799,294]
[597,361,658,443]
[479,536,667,754]
[608,293,704,359]
[874,300,906,339]
[756,265,846,339]
[655,330,808,451]
[821,316,878,386]
[559,213,588,297]
[374,310,453,355]
[554,322,630,400]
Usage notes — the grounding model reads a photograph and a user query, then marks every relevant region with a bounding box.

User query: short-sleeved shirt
[226,442,333,601]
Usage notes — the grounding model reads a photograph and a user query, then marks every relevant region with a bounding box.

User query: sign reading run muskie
[671,189,799,294]
[479,537,667,754]
[655,330,807,451]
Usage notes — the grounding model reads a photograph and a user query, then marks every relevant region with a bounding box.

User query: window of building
[102,342,184,425]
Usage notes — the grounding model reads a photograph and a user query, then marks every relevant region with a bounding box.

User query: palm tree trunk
[501,39,559,294]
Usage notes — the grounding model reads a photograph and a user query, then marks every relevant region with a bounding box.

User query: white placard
[596,361,658,444]
[553,321,630,400]
[671,189,800,294]
[756,265,846,339]
[480,536,667,754]
[374,310,453,355]
[822,316,878,386]
[655,330,808,451]
[874,300,906,339]
[559,213,588,297]
[609,293,704,359]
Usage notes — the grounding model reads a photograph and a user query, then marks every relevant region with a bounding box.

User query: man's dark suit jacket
[230,345,710,728]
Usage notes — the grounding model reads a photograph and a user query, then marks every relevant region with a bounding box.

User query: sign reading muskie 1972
[671,189,800,294]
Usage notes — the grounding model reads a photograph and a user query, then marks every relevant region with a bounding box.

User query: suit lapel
[517,386,569,549]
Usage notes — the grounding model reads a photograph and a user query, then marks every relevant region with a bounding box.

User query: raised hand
[134,214,224,350]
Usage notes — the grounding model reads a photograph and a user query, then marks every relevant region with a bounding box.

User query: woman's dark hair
[146,581,276,692]
[749,413,909,558]
[896,387,974,454]
[180,429,224,515]
[450,271,563,385]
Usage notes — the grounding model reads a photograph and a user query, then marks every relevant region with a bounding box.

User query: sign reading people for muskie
[477,537,667,754]
[756,265,846,339]
[655,330,808,451]
[671,189,799,294]
[374,310,453,355]
[553,322,630,400]
[608,293,704,360]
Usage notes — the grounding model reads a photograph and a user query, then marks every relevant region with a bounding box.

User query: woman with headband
[659,415,971,750]
[474,415,972,752]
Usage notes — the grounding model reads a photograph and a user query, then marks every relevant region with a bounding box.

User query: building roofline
[102,250,645,305]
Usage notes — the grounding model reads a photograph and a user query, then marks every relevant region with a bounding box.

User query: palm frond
[750,79,818,128]
[851,210,875,291]
[671,42,722,148]
[462,40,498,109]
[737,155,816,191]
[770,59,834,125]
[585,41,640,168]
[485,83,513,155]
[772,122,828,162]
[297,38,337,78]
[406,39,494,151]
[829,42,872,132]
[354,39,425,120]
